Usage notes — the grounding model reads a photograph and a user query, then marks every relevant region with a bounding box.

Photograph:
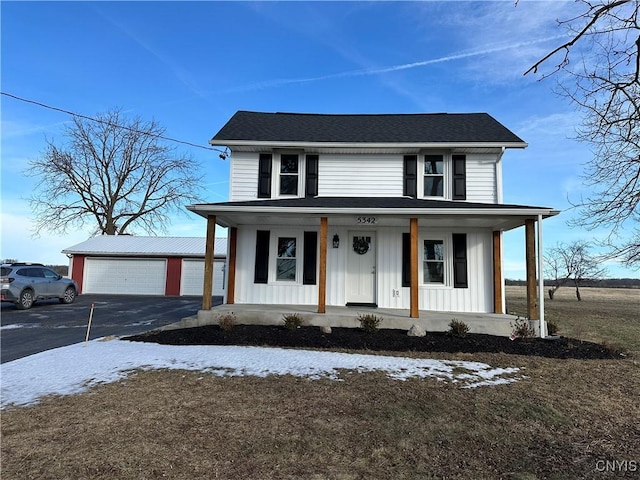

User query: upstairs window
[276,237,297,281]
[279,154,299,195]
[423,239,445,284]
[424,155,444,197]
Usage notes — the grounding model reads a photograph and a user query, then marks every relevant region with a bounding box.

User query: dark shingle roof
[211,111,525,145]
[195,197,550,211]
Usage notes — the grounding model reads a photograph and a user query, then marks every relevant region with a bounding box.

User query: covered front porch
[188,197,559,338]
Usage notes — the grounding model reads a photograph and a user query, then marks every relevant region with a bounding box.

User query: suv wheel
[16,289,34,310]
[60,286,76,304]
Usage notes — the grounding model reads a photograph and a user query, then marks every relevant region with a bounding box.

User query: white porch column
[537,214,545,338]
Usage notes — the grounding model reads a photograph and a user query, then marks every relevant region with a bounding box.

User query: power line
[1,91,226,154]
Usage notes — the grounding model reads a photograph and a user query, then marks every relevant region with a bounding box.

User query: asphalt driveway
[0,294,222,363]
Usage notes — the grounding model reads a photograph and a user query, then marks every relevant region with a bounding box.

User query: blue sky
[1,1,637,279]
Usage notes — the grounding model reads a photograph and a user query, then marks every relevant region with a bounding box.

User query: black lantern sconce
[332,234,340,248]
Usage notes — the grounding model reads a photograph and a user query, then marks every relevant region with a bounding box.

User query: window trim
[274,153,305,198]
[269,231,303,283]
[419,234,451,287]
[420,153,447,199]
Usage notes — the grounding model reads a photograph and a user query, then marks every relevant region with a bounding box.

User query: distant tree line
[506,278,640,288]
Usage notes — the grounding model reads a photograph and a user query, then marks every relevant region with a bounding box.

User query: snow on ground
[1,338,525,409]
[0,323,42,330]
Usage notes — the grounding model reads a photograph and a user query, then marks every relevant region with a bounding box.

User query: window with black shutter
[452,233,468,288]
[258,154,272,198]
[452,155,466,200]
[254,230,270,283]
[403,155,417,198]
[402,232,411,287]
[305,155,319,197]
[424,155,444,197]
[279,154,299,195]
[303,231,318,284]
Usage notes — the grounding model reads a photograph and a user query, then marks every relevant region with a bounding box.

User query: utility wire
[1,91,226,154]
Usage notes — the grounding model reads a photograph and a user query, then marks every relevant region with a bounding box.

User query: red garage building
[63,236,227,297]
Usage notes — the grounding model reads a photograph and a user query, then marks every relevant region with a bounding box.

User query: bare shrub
[283,313,303,331]
[357,313,382,333]
[448,319,469,338]
[218,313,236,332]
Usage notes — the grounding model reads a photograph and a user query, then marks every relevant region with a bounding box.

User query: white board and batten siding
[181,259,225,296]
[233,226,493,313]
[233,228,319,305]
[364,228,493,313]
[83,258,167,295]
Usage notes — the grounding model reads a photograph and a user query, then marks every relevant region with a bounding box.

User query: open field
[2,288,639,479]
[506,286,640,355]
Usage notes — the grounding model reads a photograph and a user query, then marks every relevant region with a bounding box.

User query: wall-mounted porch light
[332,234,340,248]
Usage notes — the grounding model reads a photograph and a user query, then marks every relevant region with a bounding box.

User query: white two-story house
[188,111,558,336]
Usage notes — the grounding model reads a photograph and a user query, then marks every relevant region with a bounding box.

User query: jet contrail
[215,34,567,95]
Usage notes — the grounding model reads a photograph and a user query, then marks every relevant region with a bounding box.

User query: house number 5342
[356,216,377,224]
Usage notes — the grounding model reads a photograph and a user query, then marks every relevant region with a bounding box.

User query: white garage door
[181,259,225,296]
[84,258,166,295]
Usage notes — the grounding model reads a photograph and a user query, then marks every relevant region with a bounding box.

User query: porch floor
[167,303,524,338]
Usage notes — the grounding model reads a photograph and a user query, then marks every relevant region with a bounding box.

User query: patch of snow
[124,319,157,327]
[0,323,42,330]
[0,339,525,409]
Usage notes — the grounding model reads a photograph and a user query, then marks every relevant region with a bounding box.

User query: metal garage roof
[62,236,227,258]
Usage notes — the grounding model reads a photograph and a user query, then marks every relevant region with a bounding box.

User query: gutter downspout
[496,147,505,203]
[537,214,545,338]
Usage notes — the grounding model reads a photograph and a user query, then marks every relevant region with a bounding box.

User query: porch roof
[187,197,559,231]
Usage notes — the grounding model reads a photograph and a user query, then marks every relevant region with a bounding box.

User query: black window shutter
[305,155,319,197]
[452,154,466,200]
[403,155,417,198]
[402,232,411,287]
[303,231,318,285]
[254,230,270,284]
[258,154,272,198]
[452,233,468,288]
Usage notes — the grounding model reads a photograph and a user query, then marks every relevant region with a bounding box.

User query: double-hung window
[276,236,297,281]
[255,230,318,285]
[423,239,445,284]
[279,154,299,196]
[424,155,444,197]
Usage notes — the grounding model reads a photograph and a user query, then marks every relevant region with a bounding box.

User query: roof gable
[211,111,526,146]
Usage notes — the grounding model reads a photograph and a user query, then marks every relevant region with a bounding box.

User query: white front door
[347,231,376,305]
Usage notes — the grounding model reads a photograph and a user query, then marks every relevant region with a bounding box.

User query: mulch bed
[124,325,626,359]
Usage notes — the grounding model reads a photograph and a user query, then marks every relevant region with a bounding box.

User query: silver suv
[0,263,78,310]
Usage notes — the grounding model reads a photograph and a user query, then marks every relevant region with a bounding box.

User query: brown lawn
[2,287,639,479]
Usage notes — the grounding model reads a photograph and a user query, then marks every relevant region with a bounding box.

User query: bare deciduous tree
[524,0,640,268]
[28,109,204,236]
[545,241,608,300]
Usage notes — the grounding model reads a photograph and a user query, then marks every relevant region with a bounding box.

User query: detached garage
[62,236,227,297]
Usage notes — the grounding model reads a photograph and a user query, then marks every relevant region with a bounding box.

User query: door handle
[371,266,376,274]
